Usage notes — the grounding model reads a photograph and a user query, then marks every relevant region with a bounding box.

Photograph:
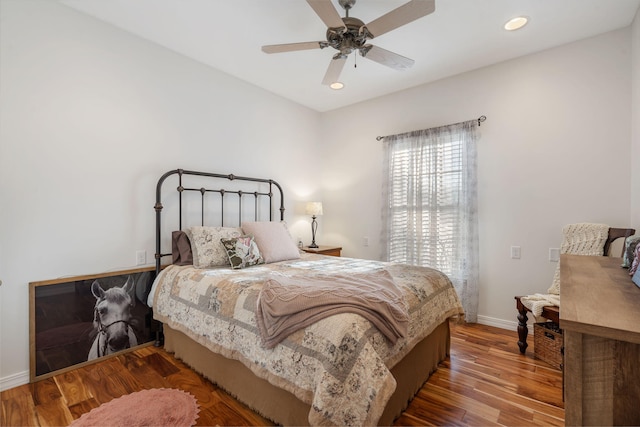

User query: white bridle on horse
[93,307,135,357]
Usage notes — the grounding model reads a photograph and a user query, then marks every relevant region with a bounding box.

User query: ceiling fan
[261,0,436,86]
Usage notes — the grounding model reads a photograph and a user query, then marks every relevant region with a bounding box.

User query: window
[382,120,479,321]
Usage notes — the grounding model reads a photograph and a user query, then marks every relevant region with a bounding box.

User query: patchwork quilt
[152,254,463,426]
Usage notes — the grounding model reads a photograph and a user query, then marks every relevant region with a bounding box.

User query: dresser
[560,254,640,426]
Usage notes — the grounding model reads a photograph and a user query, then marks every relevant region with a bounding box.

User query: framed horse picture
[29,266,157,382]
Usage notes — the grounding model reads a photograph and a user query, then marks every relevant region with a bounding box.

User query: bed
[149,169,464,426]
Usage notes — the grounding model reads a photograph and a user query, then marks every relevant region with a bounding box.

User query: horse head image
[88,275,138,360]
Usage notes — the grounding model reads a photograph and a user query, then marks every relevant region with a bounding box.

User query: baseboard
[477,314,534,334]
[0,370,29,392]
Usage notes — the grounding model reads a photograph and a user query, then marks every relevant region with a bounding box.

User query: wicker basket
[533,322,563,370]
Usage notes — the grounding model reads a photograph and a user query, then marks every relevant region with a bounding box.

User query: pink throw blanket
[256,270,409,349]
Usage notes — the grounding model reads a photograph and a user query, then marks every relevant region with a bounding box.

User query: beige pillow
[186,226,242,268]
[241,221,300,263]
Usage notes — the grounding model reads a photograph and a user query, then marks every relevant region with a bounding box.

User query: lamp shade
[305,202,323,216]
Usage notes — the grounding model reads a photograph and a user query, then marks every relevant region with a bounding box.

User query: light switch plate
[136,250,146,265]
[511,246,521,259]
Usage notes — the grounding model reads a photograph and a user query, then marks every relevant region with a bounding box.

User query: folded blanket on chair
[256,270,409,349]
[519,293,561,319]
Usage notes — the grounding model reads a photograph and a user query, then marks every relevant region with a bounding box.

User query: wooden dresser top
[560,254,640,344]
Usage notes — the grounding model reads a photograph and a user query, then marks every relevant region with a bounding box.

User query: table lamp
[305,202,323,248]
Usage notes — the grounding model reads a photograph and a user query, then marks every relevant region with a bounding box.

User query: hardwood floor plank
[401,393,468,425]
[194,406,225,426]
[53,371,93,407]
[495,410,539,427]
[67,398,99,421]
[34,397,74,427]
[436,358,515,394]
[0,384,31,402]
[142,350,180,377]
[1,393,39,427]
[116,351,173,390]
[460,410,502,427]
[164,369,219,409]
[30,378,62,406]
[531,409,565,426]
[2,321,564,426]
[77,360,134,405]
[201,398,272,427]
[131,345,158,357]
[394,412,452,427]
[417,384,501,424]
[429,372,536,423]
[393,411,442,426]
[474,376,564,419]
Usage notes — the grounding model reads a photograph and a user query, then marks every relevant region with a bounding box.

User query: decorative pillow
[171,231,193,266]
[622,235,640,268]
[220,235,264,269]
[629,244,640,277]
[241,221,301,264]
[185,226,242,268]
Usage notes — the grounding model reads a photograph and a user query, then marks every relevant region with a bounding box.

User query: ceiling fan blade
[364,0,435,38]
[262,41,325,54]
[361,45,414,70]
[321,56,347,85]
[307,0,346,30]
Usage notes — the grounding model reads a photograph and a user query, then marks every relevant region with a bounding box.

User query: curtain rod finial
[478,115,486,126]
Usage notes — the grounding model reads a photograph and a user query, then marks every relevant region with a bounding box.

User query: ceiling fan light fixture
[262,0,436,86]
[504,16,528,31]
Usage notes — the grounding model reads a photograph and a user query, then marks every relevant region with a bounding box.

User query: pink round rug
[71,388,199,427]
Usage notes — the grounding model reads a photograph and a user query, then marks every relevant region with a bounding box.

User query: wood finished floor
[1,321,564,426]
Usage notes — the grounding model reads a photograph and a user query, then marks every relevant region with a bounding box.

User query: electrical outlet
[549,248,560,262]
[136,250,146,266]
[363,236,369,247]
[510,246,521,259]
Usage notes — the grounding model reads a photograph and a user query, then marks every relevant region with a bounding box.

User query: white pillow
[241,221,301,264]
[186,226,242,268]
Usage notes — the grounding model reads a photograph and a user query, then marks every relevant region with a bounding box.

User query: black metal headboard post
[154,169,285,275]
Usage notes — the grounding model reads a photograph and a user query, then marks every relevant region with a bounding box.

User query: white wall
[320,28,633,328]
[0,0,321,388]
[632,8,640,228]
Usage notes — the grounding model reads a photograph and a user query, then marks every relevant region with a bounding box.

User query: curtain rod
[376,115,486,141]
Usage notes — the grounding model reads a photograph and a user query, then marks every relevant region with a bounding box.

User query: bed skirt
[163,320,451,426]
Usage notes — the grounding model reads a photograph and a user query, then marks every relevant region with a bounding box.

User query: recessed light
[329,82,344,90]
[504,16,528,31]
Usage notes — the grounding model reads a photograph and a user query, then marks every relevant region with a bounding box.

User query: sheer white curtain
[381,120,479,322]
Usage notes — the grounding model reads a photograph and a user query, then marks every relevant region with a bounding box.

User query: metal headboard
[154,169,285,274]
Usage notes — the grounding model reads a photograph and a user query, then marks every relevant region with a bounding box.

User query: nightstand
[302,245,342,257]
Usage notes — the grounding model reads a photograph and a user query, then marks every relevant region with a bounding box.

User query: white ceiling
[60,0,640,112]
